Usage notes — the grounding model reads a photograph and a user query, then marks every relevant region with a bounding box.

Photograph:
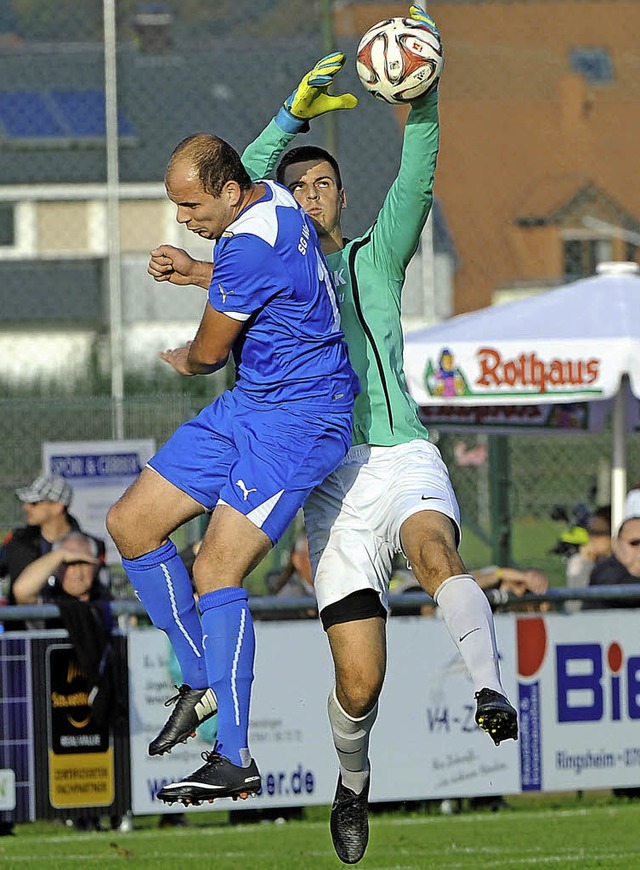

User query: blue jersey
[209,180,357,407]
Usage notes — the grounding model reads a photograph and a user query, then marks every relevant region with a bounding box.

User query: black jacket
[0,514,105,605]
[590,555,640,586]
[55,590,121,727]
[588,555,640,608]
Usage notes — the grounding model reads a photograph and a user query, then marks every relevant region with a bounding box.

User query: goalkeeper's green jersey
[242,91,439,447]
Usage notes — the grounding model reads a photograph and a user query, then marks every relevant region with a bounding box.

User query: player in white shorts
[306,440,460,613]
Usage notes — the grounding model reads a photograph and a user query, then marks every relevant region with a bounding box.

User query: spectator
[564,506,612,611]
[11,530,107,608]
[391,563,549,617]
[474,565,549,598]
[625,483,640,519]
[13,531,121,737]
[589,515,640,601]
[271,531,313,595]
[589,514,640,799]
[0,475,106,608]
[12,531,120,829]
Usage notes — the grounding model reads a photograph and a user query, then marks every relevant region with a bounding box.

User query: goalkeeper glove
[409,4,442,96]
[276,52,358,134]
[409,4,439,37]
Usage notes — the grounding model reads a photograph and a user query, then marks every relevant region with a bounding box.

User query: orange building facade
[337,1,640,313]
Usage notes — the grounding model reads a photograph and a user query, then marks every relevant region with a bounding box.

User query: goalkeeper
[149,6,517,865]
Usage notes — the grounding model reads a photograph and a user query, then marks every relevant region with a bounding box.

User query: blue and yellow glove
[409,4,442,96]
[409,4,439,37]
[276,52,358,134]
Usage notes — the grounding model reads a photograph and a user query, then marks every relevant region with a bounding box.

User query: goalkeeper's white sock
[327,689,377,795]
[434,574,505,695]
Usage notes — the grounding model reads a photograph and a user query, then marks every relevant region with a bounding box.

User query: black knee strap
[320,589,387,631]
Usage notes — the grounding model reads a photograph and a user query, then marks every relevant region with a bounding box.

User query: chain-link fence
[438,429,640,584]
[1,0,637,587]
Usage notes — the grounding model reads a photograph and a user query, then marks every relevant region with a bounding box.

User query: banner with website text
[128,609,640,814]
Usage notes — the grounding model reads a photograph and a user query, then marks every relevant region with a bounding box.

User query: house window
[563,237,612,281]
[0,203,14,246]
[570,47,614,83]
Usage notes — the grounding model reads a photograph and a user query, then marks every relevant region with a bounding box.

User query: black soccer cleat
[330,774,370,865]
[475,688,518,746]
[148,685,217,757]
[156,750,261,806]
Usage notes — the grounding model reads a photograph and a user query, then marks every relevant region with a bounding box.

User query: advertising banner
[42,439,155,564]
[418,398,617,434]
[32,634,130,821]
[45,644,114,809]
[516,611,640,792]
[128,615,519,814]
[0,632,129,824]
[128,622,337,814]
[376,615,519,801]
[0,770,15,811]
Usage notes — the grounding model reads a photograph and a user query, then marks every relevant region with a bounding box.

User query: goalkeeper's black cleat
[148,685,217,757]
[156,750,261,806]
[475,688,518,746]
[330,774,370,865]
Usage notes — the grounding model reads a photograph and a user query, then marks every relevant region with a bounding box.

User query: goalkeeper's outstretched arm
[242,52,357,179]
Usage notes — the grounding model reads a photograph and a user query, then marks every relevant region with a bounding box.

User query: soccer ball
[356,17,443,105]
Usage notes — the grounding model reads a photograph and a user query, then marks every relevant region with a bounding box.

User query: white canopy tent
[403,263,640,532]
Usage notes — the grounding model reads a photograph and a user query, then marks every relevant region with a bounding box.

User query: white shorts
[303,439,461,614]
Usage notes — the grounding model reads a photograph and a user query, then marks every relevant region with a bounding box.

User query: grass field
[3,793,640,869]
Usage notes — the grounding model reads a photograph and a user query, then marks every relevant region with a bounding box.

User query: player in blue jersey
[106,133,357,804]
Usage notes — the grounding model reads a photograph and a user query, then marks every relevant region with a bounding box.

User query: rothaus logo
[476,347,600,393]
[556,642,640,723]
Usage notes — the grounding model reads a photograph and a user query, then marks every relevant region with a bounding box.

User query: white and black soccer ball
[356,17,443,105]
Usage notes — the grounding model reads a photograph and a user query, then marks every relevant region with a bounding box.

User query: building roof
[0,32,454,253]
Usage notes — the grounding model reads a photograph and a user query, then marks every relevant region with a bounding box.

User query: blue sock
[122,540,206,688]
[199,587,255,767]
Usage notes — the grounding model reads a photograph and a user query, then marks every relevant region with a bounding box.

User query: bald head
[167,133,251,197]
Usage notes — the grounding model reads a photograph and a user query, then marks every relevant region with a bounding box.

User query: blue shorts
[148,389,352,544]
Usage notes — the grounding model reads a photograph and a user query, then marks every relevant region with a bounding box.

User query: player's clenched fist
[148,245,213,289]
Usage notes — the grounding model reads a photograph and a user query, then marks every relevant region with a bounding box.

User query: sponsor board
[42,439,155,564]
[127,616,520,813]
[0,770,16,811]
[517,611,640,791]
[128,623,336,814]
[46,644,114,809]
[129,610,640,814]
